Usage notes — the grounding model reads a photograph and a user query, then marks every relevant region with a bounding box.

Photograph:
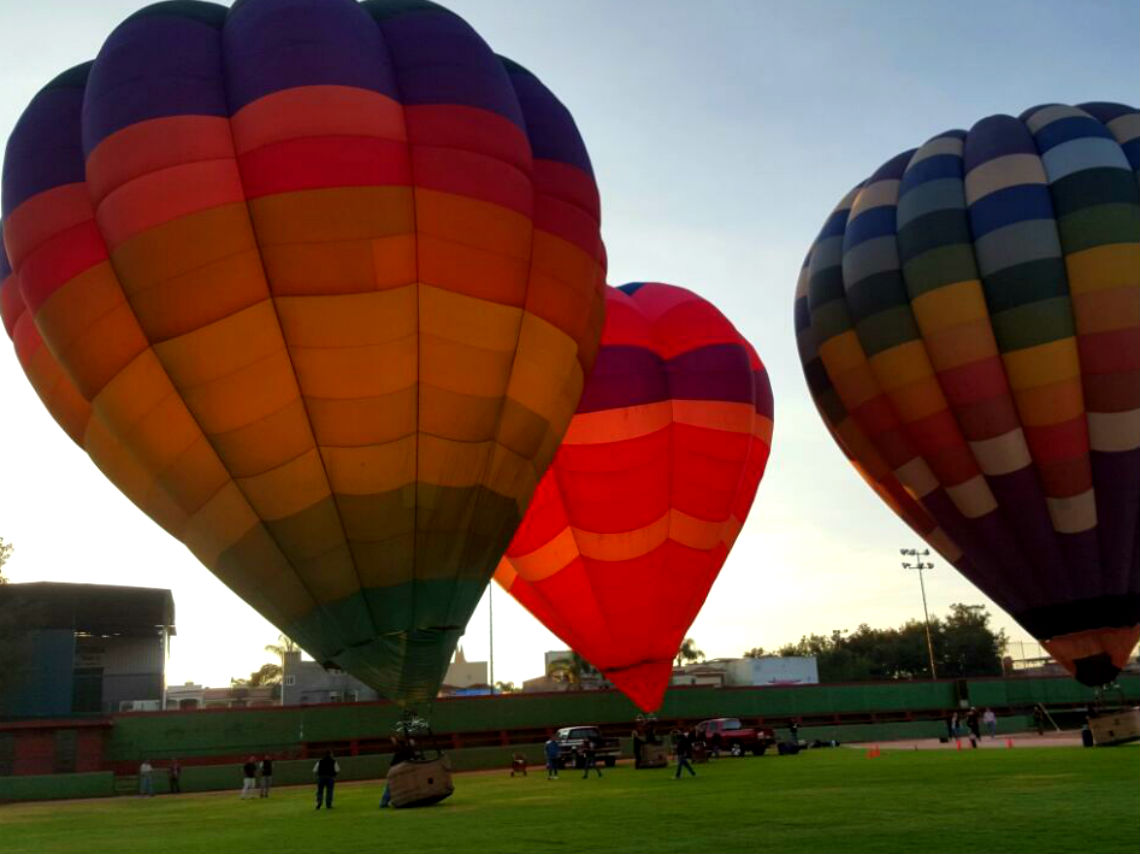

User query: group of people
[311,735,424,811]
[945,707,998,747]
[541,735,605,780]
[241,755,275,799]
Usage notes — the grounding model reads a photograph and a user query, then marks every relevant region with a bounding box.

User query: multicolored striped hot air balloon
[0,0,606,704]
[495,283,773,711]
[795,102,1139,686]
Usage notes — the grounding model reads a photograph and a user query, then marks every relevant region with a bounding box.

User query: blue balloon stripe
[966,184,1055,238]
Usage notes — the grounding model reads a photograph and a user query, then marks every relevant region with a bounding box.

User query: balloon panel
[0,0,606,703]
[496,283,773,711]
[795,103,1140,685]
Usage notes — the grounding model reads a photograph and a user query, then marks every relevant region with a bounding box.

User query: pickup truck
[553,726,622,768]
[694,718,776,757]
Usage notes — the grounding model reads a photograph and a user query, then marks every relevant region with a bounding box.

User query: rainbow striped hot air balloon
[795,102,1139,686]
[0,0,606,704]
[496,283,773,712]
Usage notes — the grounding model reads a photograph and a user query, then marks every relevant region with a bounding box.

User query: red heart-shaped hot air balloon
[494,282,773,711]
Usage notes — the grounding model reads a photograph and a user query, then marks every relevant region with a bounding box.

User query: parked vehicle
[693,718,776,757]
[552,726,621,768]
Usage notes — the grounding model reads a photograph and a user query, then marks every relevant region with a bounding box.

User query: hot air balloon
[0,0,606,704]
[795,102,1139,686]
[495,283,773,711]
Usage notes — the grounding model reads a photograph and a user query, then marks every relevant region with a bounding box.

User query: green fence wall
[105,676,1137,764]
[0,771,114,802]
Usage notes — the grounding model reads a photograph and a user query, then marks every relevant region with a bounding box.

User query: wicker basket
[1088,708,1140,746]
[637,743,668,768]
[387,756,455,808]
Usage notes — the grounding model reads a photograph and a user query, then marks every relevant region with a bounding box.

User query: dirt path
[846,730,1084,750]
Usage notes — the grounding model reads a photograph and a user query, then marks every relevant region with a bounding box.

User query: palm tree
[675,637,705,667]
[252,635,300,686]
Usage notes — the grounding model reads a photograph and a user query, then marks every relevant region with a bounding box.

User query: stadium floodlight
[901,547,937,680]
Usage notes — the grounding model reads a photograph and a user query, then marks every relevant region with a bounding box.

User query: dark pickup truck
[553,726,622,768]
[694,718,777,757]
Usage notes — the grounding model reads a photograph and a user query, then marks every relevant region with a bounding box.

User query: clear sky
[0,0,1136,689]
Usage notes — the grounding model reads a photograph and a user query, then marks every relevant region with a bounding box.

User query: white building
[671,656,819,688]
[440,646,489,692]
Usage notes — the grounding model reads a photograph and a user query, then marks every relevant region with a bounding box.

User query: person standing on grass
[544,736,560,780]
[314,750,339,810]
[580,737,602,779]
[950,710,960,738]
[240,756,258,799]
[138,759,154,797]
[380,736,417,808]
[168,758,182,794]
[674,730,696,779]
[1033,705,1046,735]
[259,755,273,798]
[983,708,997,738]
[966,707,981,748]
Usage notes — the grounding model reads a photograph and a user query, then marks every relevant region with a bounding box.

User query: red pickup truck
[694,718,776,757]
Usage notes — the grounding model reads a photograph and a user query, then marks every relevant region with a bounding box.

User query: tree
[742,647,767,658]
[247,663,282,687]
[547,651,598,688]
[675,637,705,667]
[494,680,517,694]
[759,605,1007,682]
[251,634,300,686]
[0,538,13,584]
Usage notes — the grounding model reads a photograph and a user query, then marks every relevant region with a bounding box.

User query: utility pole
[900,547,937,680]
[488,582,495,691]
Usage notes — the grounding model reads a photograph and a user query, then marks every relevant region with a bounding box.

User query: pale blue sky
[0,0,1136,687]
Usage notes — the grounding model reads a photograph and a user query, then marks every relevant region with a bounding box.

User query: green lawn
[2,747,1137,853]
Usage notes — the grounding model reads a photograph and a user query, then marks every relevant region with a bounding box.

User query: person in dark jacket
[259,755,274,798]
[966,708,981,748]
[240,756,257,799]
[167,759,182,795]
[543,736,561,780]
[580,737,602,779]
[380,737,417,808]
[674,729,696,779]
[313,751,339,810]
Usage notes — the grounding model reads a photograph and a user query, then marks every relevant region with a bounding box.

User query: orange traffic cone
[956,739,962,751]
[1005,738,1013,749]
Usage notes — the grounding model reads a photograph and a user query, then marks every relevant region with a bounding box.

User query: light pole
[901,547,937,680]
[488,582,495,691]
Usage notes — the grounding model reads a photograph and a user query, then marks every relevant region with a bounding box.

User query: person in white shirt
[982,708,997,738]
[138,760,154,797]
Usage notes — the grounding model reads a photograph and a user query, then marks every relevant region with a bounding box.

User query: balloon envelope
[496,283,773,711]
[795,102,1139,685]
[0,0,606,703]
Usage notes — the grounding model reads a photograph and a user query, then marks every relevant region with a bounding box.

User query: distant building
[520,650,608,694]
[671,656,819,688]
[279,645,491,704]
[726,656,820,686]
[164,681,278,710]
[0,582,174,718]
[280,651,380,705]
[438,646,490,696]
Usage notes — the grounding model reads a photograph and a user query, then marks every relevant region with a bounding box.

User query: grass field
[1,747,1137,854]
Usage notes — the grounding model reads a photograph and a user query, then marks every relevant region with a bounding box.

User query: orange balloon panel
[0,0,606,704]
[495,283,773,711]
